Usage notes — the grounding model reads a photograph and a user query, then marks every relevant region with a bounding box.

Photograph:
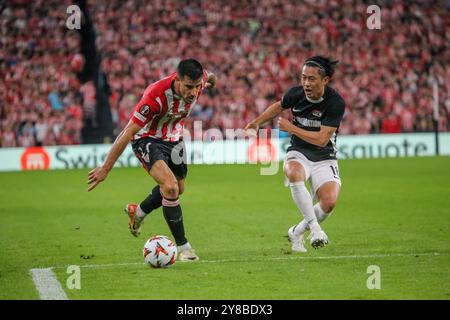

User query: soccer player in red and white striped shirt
[88,59,216,261]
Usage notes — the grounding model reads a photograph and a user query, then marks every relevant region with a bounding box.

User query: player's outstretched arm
[87,120,142,191]
[244,101,283,135]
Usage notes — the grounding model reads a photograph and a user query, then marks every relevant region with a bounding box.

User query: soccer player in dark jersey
[245,56,345,252]
[87,59,216,261]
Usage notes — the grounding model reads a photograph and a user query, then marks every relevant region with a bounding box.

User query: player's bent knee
[320,198,337,214]
[284,162,305,182]
[322,204,335,214]
[161,181,179,199]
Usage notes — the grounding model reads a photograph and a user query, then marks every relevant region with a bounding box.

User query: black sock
[162,198,187,246]
[140,185,163,214]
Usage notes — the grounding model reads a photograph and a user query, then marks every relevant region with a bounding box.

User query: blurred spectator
[0,0,449,147]
[399,105,416,133]
[381,113,401,134]
[414,108,433,132]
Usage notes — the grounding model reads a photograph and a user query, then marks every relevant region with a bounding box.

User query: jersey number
[330,165,340,179]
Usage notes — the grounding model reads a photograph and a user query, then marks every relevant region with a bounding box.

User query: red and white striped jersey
[130,72,206,142]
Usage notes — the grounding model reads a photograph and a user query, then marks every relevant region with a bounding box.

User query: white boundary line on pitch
[29,252,446,299]
[29,268,68,300]
[49,251,446,269]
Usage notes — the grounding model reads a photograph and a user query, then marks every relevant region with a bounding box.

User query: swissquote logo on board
[248,139,277,163]
[21,147,50,170]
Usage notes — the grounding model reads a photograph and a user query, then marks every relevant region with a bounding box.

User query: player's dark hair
[177,59,204,80]
[304,56,339,78]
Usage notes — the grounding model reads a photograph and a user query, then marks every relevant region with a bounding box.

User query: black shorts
[132,137,188,180]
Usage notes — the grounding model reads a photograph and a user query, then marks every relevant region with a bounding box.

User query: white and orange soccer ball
[143,235,177,268]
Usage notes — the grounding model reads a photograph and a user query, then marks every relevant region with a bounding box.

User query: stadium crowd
[1,0,449,147]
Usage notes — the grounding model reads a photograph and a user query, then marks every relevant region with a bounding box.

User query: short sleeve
[321,96,345,128]
[130,90,161,127]
[281,86,300,109]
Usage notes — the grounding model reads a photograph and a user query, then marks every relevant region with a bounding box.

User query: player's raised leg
[285,160,328,250]
[125,185,163,237]
[140,185,164,214]
[149,160,198,261]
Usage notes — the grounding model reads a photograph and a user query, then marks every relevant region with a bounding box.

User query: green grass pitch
[0,157,449,299]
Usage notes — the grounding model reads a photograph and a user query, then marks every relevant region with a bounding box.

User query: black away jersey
[281,85,345,162]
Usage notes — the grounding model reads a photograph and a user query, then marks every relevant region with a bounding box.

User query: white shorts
[284,150,342,198]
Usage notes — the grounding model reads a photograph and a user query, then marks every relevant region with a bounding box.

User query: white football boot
[178,243,199,261]
[309,225,329,249]
[288,225,307,253]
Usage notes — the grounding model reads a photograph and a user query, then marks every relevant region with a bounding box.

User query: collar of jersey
[305,95,324,104]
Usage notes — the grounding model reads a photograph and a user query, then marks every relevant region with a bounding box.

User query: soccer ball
[143,235,177,268]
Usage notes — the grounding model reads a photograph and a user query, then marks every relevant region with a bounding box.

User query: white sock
[314,202,331,223]
[294,203,331,235]
[177,242,191,252]
[290,181,318,235]
[293,220,309,236]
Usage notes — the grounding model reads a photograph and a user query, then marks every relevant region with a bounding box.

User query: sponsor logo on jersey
[295,117,321,128]
[312,109,323,117]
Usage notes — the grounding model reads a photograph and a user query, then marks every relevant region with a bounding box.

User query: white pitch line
[199,251,444,264]
[49,252,446,270]
[29,268,68,300]
[28,251,447,300]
